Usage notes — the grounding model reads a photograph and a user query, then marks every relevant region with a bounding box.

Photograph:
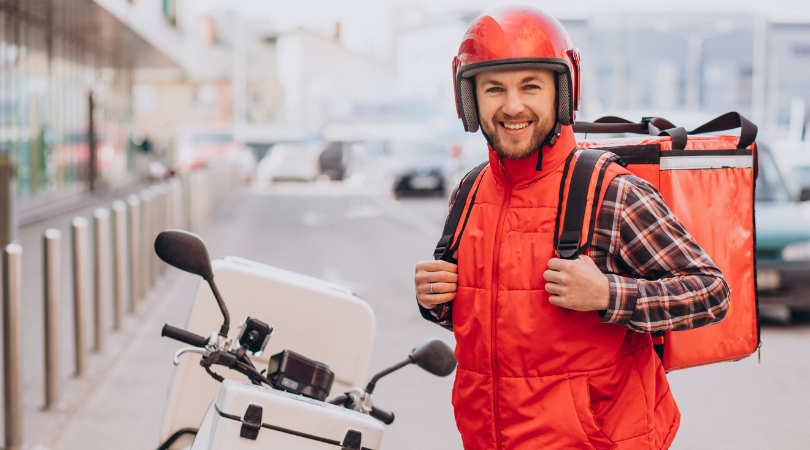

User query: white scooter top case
[192,380,384,450]
[160,256,376,448]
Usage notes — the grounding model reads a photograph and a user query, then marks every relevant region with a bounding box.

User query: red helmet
[453,6,582,132]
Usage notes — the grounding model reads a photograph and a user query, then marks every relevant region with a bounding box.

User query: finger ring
[429,283,434,294]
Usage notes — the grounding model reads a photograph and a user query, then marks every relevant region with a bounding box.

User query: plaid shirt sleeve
[591,175,731,333]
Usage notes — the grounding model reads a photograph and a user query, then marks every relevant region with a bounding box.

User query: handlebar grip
[162,324,209,347]
[370,405,395,425]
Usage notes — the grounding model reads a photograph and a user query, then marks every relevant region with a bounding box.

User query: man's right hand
[415,260,458,309]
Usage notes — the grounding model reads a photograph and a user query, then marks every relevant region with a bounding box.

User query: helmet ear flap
[556,71,573,126]
[452,56,462,119]
[454,57,480,132]
[459,77,480,132]
[567,48,582,119]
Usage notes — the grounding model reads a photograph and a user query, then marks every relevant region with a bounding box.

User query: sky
[181,0,810,62]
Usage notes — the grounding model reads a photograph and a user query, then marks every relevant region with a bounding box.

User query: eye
[523,84,541,90]
[485,86,503,93]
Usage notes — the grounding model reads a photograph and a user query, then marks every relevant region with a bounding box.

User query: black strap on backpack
[554,149,619,260]
[433,161,489,263]
[573,117,688,150]
[689,111,758,150]
[573,111,758,152]
[419,161,488,327]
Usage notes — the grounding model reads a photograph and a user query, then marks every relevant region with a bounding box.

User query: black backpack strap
[554,149,619,260]
[433,161,488,263]
[420,161,488,329]
[573,112,758,151]
[689,112,758,150]
[573,116,688,150]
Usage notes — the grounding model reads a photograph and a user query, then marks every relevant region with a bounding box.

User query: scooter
[154,230,457,450]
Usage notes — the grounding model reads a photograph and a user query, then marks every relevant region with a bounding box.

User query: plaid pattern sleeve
[591,175,731,333]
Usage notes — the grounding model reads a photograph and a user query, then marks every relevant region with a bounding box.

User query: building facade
[0,0,180,203]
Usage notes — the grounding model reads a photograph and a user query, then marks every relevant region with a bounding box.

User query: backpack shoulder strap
[554,149,620,259]
[420,161,487,329]
[434,161,488,263]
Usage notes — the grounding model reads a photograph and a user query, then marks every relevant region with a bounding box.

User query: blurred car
[318,141,352,181]
[755,144,810,318]
[389,140,451,198]
[173,126,244,171]
[256,142,322,182]
[790,165,810,201]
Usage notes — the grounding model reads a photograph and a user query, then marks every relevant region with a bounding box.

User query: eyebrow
[480,76,547,87]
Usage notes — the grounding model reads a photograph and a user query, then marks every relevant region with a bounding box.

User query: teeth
[503,122,530,130]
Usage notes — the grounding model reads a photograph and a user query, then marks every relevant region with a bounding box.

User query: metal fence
[0,163,242,449]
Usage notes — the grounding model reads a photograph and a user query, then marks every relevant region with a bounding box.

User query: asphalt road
[20,181,810,450]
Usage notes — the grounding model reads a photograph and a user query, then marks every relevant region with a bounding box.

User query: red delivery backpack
[431,112,760,371]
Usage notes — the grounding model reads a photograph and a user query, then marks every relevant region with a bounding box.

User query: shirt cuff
[432,303,451,321]
[417,296,451,321]
[601,274,639,325]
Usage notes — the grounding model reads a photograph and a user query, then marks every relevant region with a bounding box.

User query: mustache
[491,111,539,123]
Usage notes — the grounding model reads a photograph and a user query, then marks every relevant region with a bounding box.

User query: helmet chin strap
[536,121,562,171]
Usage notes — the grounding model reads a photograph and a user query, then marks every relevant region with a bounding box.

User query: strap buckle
[433,235,452,260]
[556,242,579,260]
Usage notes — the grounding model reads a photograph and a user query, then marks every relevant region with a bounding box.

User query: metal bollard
[127,195,141,310]
[43,230,61,410]
[149,186,161,283]
[72,217,89,376]
[187,173,199,234]
[153,186,165,278]
[93,208,110,352]
[163,182,173,231]
[160,184,170,273]
[140,190,152,294]
[197,171,205,231]
[111,201,127,329]
[0,157,17,247]
[170,178,184,230]
[3,243,23,450]
[184,175,194,234]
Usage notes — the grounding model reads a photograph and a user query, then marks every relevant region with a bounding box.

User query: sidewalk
[0,179,181,449]
[17,194,236,450]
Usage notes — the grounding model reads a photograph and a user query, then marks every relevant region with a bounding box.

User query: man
[413,7,730,450]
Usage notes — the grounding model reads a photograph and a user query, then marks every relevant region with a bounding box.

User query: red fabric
[580,133,757,370]
[451,126,679,449]
[659,166,757,369]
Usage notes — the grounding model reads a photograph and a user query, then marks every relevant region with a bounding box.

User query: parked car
[755,144,810,319]
[789,165,810,201]
[173,126,244,171]
[257,142,322,182]
[318,141,352,181]
[389,140,451,198]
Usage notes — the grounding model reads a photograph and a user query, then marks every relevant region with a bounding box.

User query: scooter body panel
[191,380,384,450]
[161,257,376,447]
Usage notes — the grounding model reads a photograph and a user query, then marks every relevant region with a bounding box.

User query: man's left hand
[543,255,610,311]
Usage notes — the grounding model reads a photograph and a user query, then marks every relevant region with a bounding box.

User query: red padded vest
[451,126,680,450]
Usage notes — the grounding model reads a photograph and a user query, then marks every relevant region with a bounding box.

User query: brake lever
[174,347,210,366]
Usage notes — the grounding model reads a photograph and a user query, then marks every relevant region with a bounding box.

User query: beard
[483,109,556,160]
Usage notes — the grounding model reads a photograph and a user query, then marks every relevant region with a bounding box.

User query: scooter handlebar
[370,405,395,425]
[162,324,209,348]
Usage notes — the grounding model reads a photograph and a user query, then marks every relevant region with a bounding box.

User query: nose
[502,89,524,117]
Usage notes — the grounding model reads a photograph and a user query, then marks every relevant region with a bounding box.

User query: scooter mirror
[410,338,456,377]
[154,230,214,280]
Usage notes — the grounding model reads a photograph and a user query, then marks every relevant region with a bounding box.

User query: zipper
[492,157,511,450]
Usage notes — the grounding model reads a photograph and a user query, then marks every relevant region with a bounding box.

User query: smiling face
[475,69,557,160]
